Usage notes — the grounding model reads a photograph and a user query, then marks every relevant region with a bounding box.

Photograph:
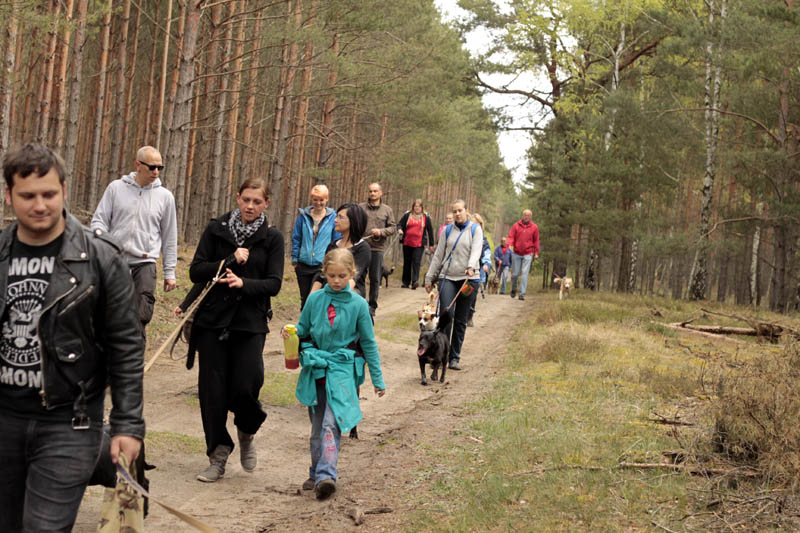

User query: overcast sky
[434,0,541,186]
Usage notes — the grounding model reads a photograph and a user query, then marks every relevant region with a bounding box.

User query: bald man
[507,209,539,300]
[91,146,178,340]
[358,182,396,316]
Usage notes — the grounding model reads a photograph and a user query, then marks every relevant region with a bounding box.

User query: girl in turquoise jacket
[282,248,386,500]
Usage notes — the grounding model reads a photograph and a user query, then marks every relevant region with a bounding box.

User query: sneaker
[510,291,516,298]
[401,284,409,288]
[237,429,257,472]
[518,295,525,301]
[197,445,232,482]
[411,283,418,290]
[448,360,462,370]
[302,477,315,490]
[466,318,474,327]
[315,478,336,500]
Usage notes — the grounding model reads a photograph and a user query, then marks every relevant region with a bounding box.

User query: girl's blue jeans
[308,379,341,483]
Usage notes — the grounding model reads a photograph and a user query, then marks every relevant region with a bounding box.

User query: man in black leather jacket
[0,143,145,532]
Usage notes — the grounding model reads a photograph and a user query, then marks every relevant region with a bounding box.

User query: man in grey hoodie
[91,146,178,340]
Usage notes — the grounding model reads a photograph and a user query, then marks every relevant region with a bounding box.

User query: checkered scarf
[228,209,266,246]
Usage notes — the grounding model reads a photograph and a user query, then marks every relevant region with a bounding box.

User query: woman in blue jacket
[291,185,340,309]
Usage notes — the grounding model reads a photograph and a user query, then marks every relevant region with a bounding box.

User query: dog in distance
[553,275,573,300]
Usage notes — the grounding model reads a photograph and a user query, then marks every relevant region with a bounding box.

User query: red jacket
[507,220,539,256]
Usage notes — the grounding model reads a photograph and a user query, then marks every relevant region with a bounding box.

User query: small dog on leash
[416,310,451,386]
[381,264,395,287]
[487,276,500,295]
[418,290,438,331]
[553,275,573,300]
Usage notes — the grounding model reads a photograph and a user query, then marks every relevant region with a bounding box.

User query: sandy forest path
[75,282,531,532]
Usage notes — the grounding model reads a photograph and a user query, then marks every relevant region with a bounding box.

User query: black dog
[381,264,395,287]
[416,311,451,386]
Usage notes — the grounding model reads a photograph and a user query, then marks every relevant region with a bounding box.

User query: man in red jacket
[507,209,539,300]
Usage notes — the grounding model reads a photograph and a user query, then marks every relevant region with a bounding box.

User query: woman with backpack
[423,199,483,371]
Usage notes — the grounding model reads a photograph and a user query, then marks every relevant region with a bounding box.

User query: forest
[0,0,798,313]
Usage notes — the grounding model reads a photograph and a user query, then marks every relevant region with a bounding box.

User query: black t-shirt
[0,233,71,420]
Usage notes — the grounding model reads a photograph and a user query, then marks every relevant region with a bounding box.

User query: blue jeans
[308,379,341,483]
[0,409,103,532]
[498,266,510,294]
[511,253,533,297]
[438,278,479,363]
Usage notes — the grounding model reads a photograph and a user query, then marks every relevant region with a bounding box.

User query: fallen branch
[649,417,695,427]
[663,323,747,344]
[681,324,774,337]
[618,462,759,478]
[701,308,800,340]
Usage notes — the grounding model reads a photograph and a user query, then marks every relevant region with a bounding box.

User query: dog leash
[143,260,227,374]
[115,462,220,532]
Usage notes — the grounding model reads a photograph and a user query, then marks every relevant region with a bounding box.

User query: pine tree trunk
[155,0,173,149]
[141,2,160,146]
[54,0,76,154]
[37,0,63,144]
[238,13,265,183]
[221,1,246,209]
[316,32,339,174]
[210,4,234,217]
[108,0,132,186]
[120,0,142,165]
[165,0,200,232]
[1,9,19,224]
[87,0,113,209]
[162,0,186,159]
[65,0,89,207]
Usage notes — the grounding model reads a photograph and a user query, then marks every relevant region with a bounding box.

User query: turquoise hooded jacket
[294,284,385,433]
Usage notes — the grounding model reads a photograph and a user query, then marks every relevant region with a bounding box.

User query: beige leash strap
[115,462,220,532]
[143,260,226,374]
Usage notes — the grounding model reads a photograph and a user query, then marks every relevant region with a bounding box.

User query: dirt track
[74,283,530,532]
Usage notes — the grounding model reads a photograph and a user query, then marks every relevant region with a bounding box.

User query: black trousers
[295,262,321,310]
[130,262,156,342]
[402,245,424,287]
[367,250,384,311]
[196,328,267,455]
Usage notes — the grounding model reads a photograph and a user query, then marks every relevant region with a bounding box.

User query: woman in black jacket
[189,178,284,483]
[310,203,370,297]
[397,199,434,289]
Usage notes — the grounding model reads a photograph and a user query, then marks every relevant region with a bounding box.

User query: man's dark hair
[337,203,367,241]
[3,143,66,191]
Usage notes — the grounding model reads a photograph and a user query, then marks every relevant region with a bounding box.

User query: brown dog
[553,275,573,300]
[417,290,438,331]
[487,276,500,295]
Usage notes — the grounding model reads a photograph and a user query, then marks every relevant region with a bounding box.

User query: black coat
[190,212,284,333]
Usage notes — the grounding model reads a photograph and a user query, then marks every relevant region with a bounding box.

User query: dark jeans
[367,250,384,312]
[438,278,479,363]
[295,262,321,310]
[130,262,157,342]
[197,329,267,455]
[0,409,102,532]
[402,245,424,287]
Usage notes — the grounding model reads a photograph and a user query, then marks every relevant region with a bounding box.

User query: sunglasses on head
[139,161,164,171]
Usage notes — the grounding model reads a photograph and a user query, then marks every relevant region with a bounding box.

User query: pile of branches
[667,308,800,344]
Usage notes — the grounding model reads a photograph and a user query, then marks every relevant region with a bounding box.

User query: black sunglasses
[138,161,164,171]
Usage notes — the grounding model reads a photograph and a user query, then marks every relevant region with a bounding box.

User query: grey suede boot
[197,445,232,482]
[238,429,257,472]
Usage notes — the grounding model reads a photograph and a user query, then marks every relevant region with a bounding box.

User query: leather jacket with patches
[0,213,145,439]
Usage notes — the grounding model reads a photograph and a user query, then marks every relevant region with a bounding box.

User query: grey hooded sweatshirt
[91,172,178,280]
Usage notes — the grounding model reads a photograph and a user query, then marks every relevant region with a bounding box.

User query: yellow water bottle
[283,324,299,370]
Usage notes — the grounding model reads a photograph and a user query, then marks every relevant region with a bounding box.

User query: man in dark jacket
[493,236,512,294]
[358,182,396,316]
[0,143,145,532]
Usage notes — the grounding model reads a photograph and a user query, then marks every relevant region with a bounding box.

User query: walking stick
[143,260,226,374]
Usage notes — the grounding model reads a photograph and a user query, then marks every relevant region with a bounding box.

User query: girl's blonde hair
[310,184,329,200]
[323,248,356,275]
[471,213,485,229]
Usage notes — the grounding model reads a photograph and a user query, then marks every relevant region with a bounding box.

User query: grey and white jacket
[91,173,178,280]
[424,221,483,284]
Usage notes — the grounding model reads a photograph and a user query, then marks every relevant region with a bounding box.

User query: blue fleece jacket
[291,207,340,266]
[294,285,385,433]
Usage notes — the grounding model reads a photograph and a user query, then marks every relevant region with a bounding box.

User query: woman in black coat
[189,177,284,483]
[311,203,370,297]
[397,198,435,289]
